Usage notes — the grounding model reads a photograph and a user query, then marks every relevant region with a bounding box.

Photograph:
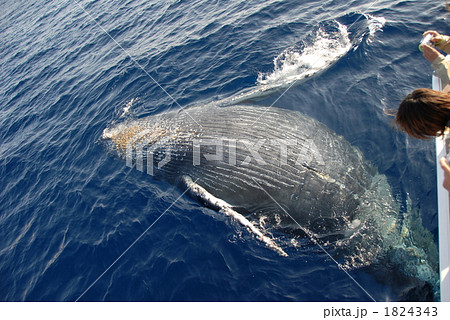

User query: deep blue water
[0,0,448,302]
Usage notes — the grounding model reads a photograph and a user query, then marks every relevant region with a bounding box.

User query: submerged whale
[102,104,439,301]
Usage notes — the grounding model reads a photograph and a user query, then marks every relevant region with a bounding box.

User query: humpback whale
[102,104,439,301]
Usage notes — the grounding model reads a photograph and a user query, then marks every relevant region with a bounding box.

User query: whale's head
[101,119,171,160]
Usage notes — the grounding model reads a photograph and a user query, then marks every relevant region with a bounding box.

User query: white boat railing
[433,74,450,301]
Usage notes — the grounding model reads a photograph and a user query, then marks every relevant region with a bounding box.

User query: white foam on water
[198,15,386,108]
[216,20,355,106]
[257,21,351,87]
[120,97,138,117]
[365,14,386,43]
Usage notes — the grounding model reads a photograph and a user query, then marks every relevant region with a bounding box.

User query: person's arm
[440,157,450,192]
[423,30,450,54]
[421,44,450,85]
[421,43,442,62]
[431,56,450,86]
[432,56,450,86]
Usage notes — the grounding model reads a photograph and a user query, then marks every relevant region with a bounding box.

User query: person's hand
[420,44,443,63]
[423,30,443,45]
[440,157,450,191]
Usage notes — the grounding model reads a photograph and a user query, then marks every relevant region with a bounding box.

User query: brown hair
[395,88,450,139]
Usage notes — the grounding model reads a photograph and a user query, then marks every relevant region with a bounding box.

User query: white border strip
[433,74,450,301]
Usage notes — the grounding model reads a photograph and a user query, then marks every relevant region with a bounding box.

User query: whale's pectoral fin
[180,175,288,257]
[228,206,252,216]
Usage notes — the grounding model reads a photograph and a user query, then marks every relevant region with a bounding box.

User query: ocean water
[0,0,448,302]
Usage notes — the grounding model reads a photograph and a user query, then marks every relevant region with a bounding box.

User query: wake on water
[258,13,386,86]
[212,13,386,106]
[256,20,352,86]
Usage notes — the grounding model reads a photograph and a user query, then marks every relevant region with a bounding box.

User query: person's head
[395,88,450,139]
